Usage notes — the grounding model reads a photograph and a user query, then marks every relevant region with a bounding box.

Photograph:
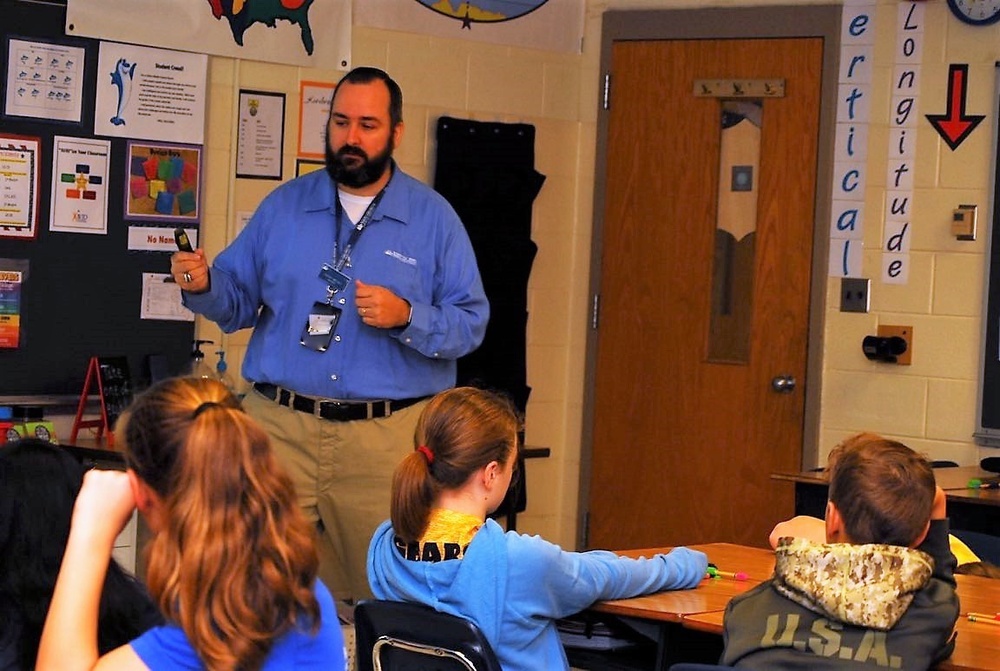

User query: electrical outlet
[840,277,870,313]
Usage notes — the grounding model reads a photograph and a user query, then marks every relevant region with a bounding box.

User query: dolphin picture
[109,57,136,126]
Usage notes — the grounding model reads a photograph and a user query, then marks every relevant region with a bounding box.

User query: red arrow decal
[926,64,985,151]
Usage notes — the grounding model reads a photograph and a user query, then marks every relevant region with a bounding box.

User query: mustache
[337,146,367,160]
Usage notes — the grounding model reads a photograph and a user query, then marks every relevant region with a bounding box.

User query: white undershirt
[338,189,375,224]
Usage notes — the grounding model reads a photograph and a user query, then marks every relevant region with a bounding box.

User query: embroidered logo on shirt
[384,249,417,266]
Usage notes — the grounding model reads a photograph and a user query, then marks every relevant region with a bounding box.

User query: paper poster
[94,41,208,145]
[236,90,285,180]
[49,136,110,235]
[4,38,85,123]
[0,134,40,240]
[0,267,23,348]
[124,141,201,222]
[299,81,334,158]
[296,159,324,177]
[127,225,198,252]
[140,272,194,321]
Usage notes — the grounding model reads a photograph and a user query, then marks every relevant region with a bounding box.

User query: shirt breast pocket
[365,246,421,296]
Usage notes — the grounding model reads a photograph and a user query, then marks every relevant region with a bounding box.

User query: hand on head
[71,469,137,545]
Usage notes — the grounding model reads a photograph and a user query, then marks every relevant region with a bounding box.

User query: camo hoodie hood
[772,537,934,630]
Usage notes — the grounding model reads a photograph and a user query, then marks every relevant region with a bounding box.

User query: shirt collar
[302,161,410,226]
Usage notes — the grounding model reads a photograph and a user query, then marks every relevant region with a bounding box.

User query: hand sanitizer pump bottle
[190,339,215,379]
[215,350,237,394]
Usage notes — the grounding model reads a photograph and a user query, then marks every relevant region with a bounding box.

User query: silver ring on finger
[182,272,193,283]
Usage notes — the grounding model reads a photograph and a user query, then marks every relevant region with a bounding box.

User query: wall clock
[948,0,1000,26]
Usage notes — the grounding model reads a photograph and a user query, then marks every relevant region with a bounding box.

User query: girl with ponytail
[367,387,708,671]
[38,377,346,671]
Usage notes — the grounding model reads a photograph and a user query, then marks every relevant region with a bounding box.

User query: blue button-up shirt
[184,166,489,400]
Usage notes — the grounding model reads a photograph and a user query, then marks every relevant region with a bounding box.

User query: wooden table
[940,616,1000,671]
[585,543,771,669]
[772,467,1000,534]
[586,542,1000,670]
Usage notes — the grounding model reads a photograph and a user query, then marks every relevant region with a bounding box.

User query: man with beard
[170,67,489,606]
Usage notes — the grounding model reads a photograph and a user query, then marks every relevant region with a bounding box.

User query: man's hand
[355,279,410,328]
[170,249,210,293]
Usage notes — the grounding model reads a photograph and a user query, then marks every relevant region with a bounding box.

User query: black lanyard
[332,187,386,272]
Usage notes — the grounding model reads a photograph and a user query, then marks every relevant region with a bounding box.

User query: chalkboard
[96,356,132,429]
[0,0,194,396]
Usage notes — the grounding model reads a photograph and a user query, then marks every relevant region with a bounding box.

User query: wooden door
[587,38,822,550]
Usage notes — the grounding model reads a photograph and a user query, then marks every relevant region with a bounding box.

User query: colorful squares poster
[49,135,110,234]
[124,141,202,222]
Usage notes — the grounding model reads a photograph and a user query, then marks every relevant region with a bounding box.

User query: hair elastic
[192,401,221,419]
[416,445,434,464]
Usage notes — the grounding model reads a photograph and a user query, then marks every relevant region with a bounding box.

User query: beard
[325,138,393,189]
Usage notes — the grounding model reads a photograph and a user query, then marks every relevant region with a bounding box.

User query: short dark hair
[332,66,403,127]
[827,432,935,547]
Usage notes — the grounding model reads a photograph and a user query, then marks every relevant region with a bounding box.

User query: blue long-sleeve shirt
[368,519,708,671]
[184,166,489,400]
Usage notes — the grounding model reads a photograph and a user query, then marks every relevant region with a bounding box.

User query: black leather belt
[253,383,426,422]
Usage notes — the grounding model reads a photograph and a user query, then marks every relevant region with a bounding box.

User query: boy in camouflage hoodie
[722,433,959,670]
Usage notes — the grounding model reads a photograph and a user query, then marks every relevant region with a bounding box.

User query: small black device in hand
[174,227,193,252]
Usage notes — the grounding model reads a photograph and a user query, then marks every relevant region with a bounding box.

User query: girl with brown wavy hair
[37,377,346,671]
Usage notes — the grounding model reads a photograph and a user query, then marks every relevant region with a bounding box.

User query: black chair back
[354,599,502,671]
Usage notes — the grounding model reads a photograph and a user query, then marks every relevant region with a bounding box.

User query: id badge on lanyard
[299,186,385,352]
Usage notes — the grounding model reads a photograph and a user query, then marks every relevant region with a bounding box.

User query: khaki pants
[243,390,427,601]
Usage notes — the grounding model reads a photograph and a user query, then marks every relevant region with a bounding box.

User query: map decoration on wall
[415,0,552,29]
[124,141,202,223]
[66,0,351,70]
[207,0,316,55]
[355,0,583,53]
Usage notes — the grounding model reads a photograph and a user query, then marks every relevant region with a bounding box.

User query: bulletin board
[0,0,194,396]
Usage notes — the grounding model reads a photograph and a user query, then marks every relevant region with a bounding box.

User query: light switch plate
[840,277,870,313]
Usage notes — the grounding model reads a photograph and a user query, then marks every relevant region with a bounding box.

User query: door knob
[771,375,796,393]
